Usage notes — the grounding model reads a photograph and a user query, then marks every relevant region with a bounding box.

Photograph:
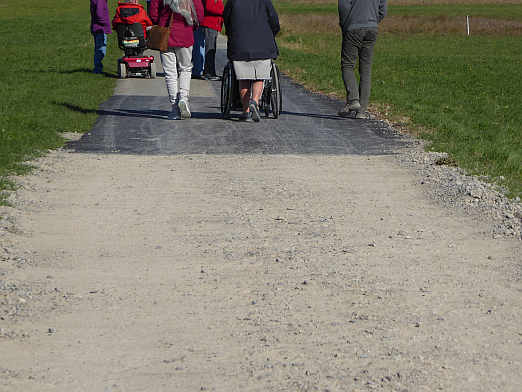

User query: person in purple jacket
[90,0,112,74]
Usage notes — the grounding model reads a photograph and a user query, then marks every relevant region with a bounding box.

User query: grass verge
[275,1,522,198]
[0,0,121,205]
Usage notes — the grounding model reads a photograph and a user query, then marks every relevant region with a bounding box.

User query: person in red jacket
[201,0,224,80]
[112,0,152,39]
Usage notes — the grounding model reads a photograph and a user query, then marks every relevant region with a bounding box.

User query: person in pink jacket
[149,0,204,120]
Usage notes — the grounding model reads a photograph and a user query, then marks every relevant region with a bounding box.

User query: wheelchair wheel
[220,63,233,117]
[270,64,281,118]
[275,63,282,112]
[262,81,271,118]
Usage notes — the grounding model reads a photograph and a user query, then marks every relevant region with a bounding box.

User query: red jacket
[149,0,204,48]
[201,0,224,32]
[112,2,152,38]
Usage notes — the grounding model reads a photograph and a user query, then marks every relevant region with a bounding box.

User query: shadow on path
[68,48,408,156]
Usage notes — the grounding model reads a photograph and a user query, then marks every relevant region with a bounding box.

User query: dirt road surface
[1,40,520,392]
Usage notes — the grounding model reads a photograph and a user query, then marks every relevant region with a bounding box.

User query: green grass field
[0,0,120,204]
[275,1,522,198]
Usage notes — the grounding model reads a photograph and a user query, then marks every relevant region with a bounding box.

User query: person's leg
[251,81,263,104]
[239,80,251,112]
[93,32,107,73]
[340,29,363,114]
[203,28,218,78]
[176,46,194,119]
[160,49,180,118]
[358,29,378,113]
[238,80,253,121]
[248,80,264,122]
[192,27,205,77]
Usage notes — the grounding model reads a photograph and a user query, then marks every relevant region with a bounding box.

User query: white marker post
[466,15,470,36]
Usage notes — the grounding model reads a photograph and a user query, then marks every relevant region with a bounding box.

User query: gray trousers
[341,28,378,111]
[203,27,218,76]
[160,46,193,104]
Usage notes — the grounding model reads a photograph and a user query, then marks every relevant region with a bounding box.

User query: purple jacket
[90,0,112,34]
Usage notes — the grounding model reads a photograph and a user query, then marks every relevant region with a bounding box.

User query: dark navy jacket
[223,0,280,61]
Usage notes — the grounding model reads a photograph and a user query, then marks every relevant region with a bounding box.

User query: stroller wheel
[118,62,127,79]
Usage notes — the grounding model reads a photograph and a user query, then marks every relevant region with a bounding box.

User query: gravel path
[0,39,520,391]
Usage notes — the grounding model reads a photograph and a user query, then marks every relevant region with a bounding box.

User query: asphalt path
[71,37,406,155]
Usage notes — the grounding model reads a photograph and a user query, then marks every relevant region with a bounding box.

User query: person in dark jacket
[150,0,204,120]
[223,0,279,122]
[338,0,387,119]
[90,0,112,74]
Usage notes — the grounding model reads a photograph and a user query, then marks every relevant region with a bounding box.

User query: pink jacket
[149,0,204,48]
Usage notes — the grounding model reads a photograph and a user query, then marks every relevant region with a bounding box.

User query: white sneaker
[178,99,191,119]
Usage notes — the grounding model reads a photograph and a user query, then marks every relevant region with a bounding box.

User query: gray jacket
[338,0,387,31]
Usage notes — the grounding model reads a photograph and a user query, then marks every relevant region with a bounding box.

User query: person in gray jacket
[338,0,387,119]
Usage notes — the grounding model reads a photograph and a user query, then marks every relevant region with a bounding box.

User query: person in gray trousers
[338,0,387,119]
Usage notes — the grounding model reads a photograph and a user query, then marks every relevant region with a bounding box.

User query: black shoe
[191,74,205,80]
[239,111,253,122]
[203,74,220,81]
[248,100,261,122]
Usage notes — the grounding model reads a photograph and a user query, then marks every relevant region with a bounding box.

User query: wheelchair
[220,60,282,119]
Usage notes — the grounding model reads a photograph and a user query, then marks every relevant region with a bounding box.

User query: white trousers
[160,46,193,105]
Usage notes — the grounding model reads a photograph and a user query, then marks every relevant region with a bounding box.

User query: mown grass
[0,0,120,205]
[275,1,522,197]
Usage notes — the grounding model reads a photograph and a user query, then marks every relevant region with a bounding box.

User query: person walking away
[112,0,153,40]
[223,0,279,122]
[338,0,387,119]
[150,0,204,120]
[90,0,112,74]
[201,0,224,81]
